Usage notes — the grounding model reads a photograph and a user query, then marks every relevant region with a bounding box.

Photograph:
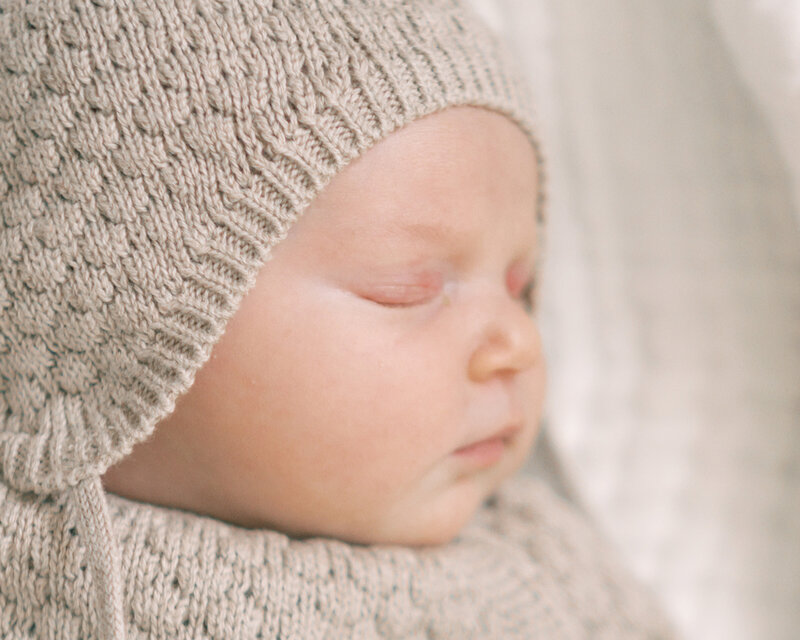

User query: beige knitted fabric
[0,473,677,639]
[0,0,677,638]
[0,0,542,495]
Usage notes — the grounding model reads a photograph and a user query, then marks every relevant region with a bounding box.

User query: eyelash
[368,284,440,308]
[372,276,537,310]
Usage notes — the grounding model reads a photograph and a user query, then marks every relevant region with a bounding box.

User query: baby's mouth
[452,423,521,467]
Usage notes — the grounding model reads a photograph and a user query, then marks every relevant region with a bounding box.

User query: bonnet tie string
[70,475,127,640]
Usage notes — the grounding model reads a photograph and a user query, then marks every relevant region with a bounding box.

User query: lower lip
[452,436,509,467]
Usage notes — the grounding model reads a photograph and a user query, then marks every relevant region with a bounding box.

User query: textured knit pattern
[0,0,544,494]
[72,476,126,638]
[0,473,678,639]
[0,1,682,638]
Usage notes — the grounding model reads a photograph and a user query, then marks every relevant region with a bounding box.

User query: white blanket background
[464,1,800,639]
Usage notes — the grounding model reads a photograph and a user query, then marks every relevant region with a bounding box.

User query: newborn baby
[101,105,545,547]
[0,1,680,637]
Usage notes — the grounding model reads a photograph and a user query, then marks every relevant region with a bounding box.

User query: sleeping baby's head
[101,105,545,546]
[0,0,545,549]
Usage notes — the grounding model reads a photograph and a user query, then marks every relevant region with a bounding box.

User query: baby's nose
[467,298,541,382]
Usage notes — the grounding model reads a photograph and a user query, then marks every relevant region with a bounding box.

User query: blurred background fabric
[710,0,800,227]
[464,1,800,639]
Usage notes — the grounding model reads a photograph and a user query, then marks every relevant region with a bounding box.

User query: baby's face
[103,106,544,546]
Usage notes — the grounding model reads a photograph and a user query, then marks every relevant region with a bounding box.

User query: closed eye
[362,280,442,308]
[366,285,432,307]
[507,257,537,313]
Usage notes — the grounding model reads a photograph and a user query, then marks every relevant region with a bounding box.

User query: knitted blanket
[0,473,677,639]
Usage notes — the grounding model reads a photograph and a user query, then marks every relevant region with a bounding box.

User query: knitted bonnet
[1,0,543,494]
[0,0,542,638]
[1,2,544,633]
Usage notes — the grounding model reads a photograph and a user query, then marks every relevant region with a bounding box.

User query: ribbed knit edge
[0,0,546,494]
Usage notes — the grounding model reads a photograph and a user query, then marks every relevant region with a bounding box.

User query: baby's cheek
[323,366,460,483]
[520,365,546,424]
[284,290,467,478]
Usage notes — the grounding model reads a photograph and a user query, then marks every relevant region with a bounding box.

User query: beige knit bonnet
[1,0,544,636]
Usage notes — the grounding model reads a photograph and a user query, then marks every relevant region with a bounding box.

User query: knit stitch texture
[0,1,680,638]
[0,0,543,494]
[0,473,677,639]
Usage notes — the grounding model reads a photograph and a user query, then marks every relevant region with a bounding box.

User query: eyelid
[506,258,537,312]
[360,260,537,309]
[363,270,444,307]
[506,259,533,296]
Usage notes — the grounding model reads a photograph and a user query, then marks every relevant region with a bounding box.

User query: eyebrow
[388,220,466,245]
[385,219,539,263]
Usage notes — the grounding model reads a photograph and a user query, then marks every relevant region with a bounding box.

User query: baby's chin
[283,473,508,548]
[366,442,534,546]
[288,506,480,549]
[278,442,531,547]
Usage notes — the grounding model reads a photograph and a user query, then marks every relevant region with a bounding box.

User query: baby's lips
[451,423,521,468]
[455,421,522,453]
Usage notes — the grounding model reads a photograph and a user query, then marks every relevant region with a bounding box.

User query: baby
[0,0,678,638]
[100,104,545,547]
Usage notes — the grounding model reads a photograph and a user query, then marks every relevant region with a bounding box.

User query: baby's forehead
[301,211,539,281]
[310,109,539,207]
[297,187,538,269]
[284,108,541,263]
